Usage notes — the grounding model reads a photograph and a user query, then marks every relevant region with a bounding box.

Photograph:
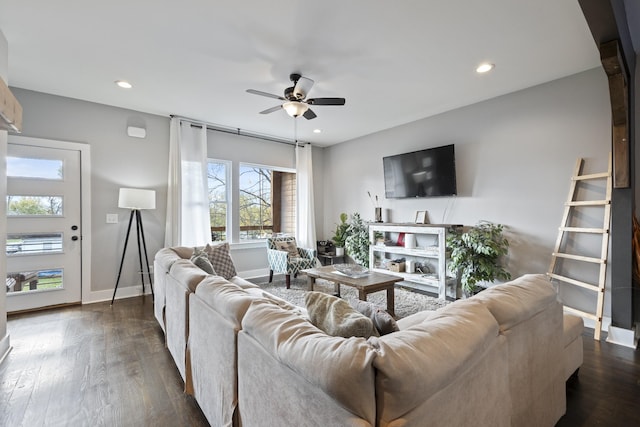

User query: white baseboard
[582,315,611,333]
[606,325,638,349]
[84,285,152,304]
[0,333,11,366]
[239,268,270,280]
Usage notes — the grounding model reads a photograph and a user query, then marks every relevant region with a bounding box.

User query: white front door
[6,141,82,312]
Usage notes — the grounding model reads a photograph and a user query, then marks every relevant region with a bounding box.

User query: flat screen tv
[383,144,457,198]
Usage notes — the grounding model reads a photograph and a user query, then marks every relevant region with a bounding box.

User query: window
[208,160,230,241]
[6,195,63,216]
[239,164,296,241]
[207,160,296,242]
[7,156,63,180]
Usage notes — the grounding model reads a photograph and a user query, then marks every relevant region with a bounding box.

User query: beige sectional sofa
[155,247,581,427]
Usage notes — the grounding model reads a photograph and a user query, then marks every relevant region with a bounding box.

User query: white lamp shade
[118,188,156,210]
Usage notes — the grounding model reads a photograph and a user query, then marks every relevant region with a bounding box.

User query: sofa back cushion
[169,259,209,292]
[171,246,195,259]
[472,274,558,330]
[194,276,258,325]
[471,274,565,427]
[240,299,377,423]
[370,299,504,425]
[155,248,184,272]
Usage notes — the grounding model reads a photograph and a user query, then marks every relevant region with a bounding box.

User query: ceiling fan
[246,73,346,120]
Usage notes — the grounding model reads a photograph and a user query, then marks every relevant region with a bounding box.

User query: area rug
[254,276,450,319]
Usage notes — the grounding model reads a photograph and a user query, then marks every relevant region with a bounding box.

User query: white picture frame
[415,211,428,224]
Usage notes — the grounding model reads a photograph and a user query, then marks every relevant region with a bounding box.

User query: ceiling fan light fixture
[283,101,309,117]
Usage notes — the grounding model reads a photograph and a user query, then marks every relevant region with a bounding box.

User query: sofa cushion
[169,259,209,292]
[396,309,438,330]
[305,291,378,338]
[190,248,216,275]
[239,299,377,424]
[171,246,195,259]
[370,299,504,424]
[204,242,237,280]
[351,299,399,335]
[472,274,558,330]
[155,247,183,271]
[229,276,260,289]
[194,276,259,324]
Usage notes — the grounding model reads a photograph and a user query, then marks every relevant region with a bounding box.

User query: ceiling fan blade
[246,89,286,101]
[303,108,317,120]
[293,76,314,100]
[259,105,282,114]
[307,97,346,106]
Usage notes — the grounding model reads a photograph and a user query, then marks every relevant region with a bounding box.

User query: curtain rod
[170,115,309,147]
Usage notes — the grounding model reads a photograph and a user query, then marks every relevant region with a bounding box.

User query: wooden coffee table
[302,265,403,316]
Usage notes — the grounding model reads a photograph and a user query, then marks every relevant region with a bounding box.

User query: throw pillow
[304,291,378,338]
[352,299,399,336]
[190,248,216,275]
[275,240,300,258]
[204,242,237,280]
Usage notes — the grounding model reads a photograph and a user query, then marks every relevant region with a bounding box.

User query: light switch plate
[106,214,119,224]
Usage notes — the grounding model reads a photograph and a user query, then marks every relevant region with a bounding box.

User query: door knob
[71,236,79,241]
[71,225,78,230]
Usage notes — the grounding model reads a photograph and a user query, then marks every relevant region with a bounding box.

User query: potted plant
[332,212,349,257]
[345,212,370,267]
[446,221,511,296]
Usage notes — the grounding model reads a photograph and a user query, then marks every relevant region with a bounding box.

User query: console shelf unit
[368,223,459,299]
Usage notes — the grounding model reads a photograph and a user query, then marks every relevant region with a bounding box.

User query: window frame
[207,158,296,245]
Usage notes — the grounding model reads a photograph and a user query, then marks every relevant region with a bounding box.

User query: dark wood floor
[556,330,640,426]
[1,297,638,427]
[1,296,209,426]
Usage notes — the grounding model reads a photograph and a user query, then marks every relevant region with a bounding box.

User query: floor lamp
[111,188,156,305]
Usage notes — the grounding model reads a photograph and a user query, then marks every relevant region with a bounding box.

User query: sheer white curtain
[295,143,316,249]
[165,117,211,247]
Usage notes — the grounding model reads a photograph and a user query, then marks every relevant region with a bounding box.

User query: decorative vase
[335,247,345,257]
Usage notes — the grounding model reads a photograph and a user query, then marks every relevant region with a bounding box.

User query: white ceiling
[0,1,600,147]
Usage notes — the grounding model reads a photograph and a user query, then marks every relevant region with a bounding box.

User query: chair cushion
[204,242,237,280]
[305,291,378,338]
[275,240,300,258]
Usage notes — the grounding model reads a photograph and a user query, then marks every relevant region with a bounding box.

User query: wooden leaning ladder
[547,154,612,340]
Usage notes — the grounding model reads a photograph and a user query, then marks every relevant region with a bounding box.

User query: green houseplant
[446,221,511,295]
[345,212,370,267]
[332,212,350,256]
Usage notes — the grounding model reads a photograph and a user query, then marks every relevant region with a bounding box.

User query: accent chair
[266,236,316,288]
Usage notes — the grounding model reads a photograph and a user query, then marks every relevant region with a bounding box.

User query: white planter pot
[335,247,345,257]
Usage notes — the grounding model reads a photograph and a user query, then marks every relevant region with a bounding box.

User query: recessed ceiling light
[115,80,132,89]
[313,129,322,134]
[476,63,495,74]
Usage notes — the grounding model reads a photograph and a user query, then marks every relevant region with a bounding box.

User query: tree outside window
[208,161,228,241]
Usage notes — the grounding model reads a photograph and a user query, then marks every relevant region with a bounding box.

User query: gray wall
[12,88,170,302]
[321,68,613,324]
